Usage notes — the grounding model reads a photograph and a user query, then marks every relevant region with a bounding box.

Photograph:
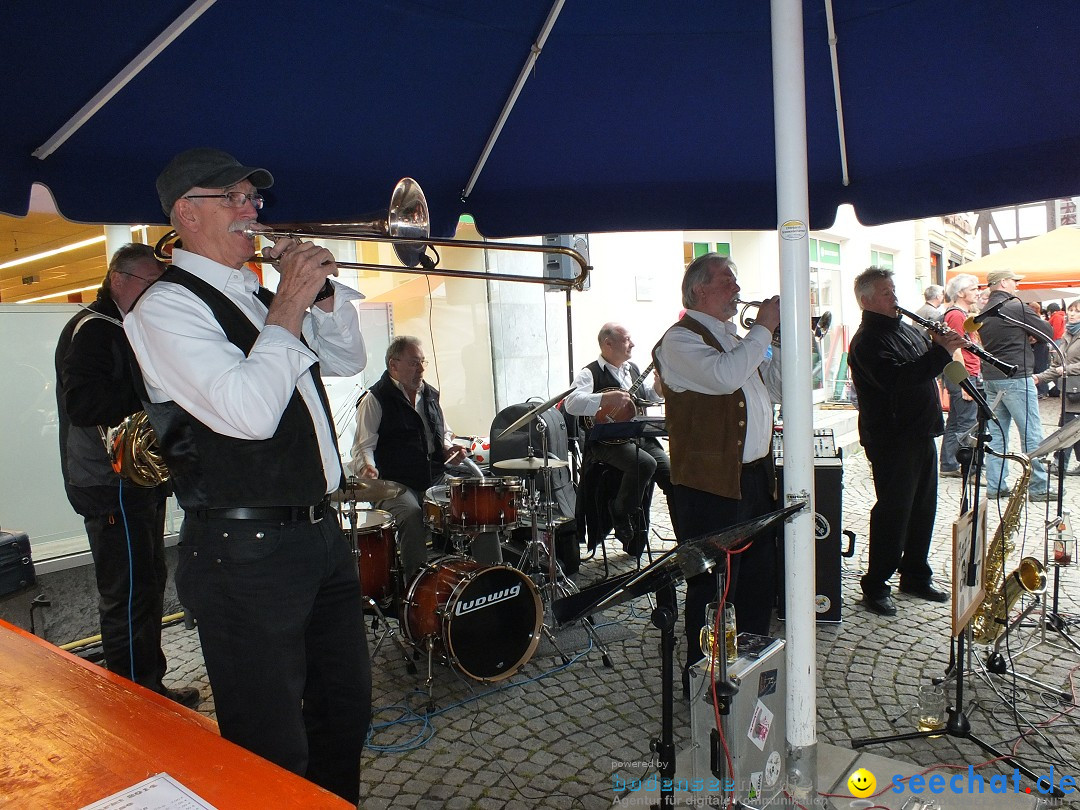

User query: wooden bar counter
[0,619,350,808]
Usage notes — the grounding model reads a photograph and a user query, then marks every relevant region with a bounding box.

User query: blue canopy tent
[4,0,1079,796]
[2,1,1079,232]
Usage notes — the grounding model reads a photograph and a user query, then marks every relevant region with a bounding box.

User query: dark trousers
[1063,411,1080,463]
[940,376,978,472]
[587,437,671,519]
[83,498,168,690]
[177,511,371,804]
[669,461,778,667]
[861,438,938,598]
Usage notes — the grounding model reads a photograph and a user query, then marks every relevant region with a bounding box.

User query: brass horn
[155,178,590,291]
[736,298,832,341]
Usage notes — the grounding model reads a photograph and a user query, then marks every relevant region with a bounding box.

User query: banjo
[581,361,658,445]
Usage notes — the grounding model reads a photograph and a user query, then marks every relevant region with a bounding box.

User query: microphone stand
[851,392,1063,797]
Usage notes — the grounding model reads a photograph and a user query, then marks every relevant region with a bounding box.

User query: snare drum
[348,509,398,605]
[448,476,523,532]
[422,484,450,533]
[402,556,542,682]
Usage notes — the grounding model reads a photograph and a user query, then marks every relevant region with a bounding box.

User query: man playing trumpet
[653,253,782,691]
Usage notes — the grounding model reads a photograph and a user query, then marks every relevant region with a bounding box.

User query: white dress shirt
[124,248,366,494]
[563,356,662,417]
[348,379,455,476]
[655,310,781,462]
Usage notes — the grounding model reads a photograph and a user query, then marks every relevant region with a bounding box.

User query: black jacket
[55,295,166,517]
[977,289,1053,381]
[848,309,951,447]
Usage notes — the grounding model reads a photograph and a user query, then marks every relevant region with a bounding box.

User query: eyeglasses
[183,191,264,210]
[393,357,427,367]
[111,269,158,284]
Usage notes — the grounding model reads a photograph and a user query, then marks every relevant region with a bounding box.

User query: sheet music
[79,773,217,810]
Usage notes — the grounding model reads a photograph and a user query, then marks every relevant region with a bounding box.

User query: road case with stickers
[688,634,786,808]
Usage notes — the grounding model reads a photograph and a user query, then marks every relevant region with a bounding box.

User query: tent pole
[771,0,818,804]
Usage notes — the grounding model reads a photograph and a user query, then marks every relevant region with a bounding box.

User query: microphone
[944,361,998,424]
[963,295,1013,332]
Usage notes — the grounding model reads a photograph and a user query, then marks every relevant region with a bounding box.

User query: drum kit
[332,393,615,709]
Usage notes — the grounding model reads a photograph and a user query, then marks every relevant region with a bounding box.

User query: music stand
[554,503,804,810]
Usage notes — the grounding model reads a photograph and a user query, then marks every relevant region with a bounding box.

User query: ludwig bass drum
[401,556,542,682]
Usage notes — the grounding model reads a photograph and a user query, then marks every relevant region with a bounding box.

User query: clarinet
[896,306,1018,376]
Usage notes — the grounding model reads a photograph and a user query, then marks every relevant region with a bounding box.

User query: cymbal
[493,457,570,471]
[494,387,574,440]
[331,478,405,503]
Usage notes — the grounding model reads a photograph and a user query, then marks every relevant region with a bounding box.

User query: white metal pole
[770,0,818,801]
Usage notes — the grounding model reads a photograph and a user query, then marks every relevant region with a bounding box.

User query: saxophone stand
[994,311,1080,658]
[852,399,1065,798]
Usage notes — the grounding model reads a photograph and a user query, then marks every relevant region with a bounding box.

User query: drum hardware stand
[853,403,1065,797]
[342,500,416,674]
[517,418,614,669]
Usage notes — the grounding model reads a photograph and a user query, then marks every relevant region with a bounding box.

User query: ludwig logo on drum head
[454,583,521,616]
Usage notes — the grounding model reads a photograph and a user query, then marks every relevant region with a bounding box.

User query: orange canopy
[947,226,1080,291]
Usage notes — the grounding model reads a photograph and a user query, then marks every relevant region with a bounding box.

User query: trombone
[154,178,591,291]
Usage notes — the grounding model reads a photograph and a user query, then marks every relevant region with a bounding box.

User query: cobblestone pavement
[161,402,1080,808]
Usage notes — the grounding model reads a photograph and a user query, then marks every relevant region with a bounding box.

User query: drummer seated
[348,336,501,584]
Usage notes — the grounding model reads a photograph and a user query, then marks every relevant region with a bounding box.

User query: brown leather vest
[654,315,774,500]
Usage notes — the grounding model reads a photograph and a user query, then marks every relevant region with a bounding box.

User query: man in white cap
[977,268,1054,501]
[125,148,370,803]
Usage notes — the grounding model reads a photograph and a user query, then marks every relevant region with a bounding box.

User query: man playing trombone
[125,148,370,803]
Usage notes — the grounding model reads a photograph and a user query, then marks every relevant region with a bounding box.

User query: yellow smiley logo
[847,767,876,797]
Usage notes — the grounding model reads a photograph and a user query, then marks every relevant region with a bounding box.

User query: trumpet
[736,298,832,342]
[896,306,1018,376]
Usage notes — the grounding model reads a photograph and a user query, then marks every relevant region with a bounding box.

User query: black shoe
[939,468,962,479]
[984,489,1006,499]
[899,582,949,602]
[625,527,648,558]
[861,593,897,616]
[159,685,202,709]
[613,517,634,545]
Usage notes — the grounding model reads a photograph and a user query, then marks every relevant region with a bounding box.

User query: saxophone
[970,452,1046,644]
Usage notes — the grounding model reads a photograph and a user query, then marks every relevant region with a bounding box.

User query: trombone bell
[256,177,431,268]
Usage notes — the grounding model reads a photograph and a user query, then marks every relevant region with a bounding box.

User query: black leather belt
[193,497,330,524]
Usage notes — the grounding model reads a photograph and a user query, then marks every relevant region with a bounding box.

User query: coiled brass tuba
[107,412,170,488]
[970,452,1046,644]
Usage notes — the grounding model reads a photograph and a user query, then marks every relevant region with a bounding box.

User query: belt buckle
[306,501,325,524]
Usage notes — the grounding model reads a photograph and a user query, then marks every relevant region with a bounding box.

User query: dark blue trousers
[670,461,778,667]
[177,510,370,804]
[84,498,168,690]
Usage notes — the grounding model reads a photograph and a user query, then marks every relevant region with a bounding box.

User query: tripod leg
[423,637,437,714]
[580,615,614,669]
[541,624,571,665]
[984,652,1072,702]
